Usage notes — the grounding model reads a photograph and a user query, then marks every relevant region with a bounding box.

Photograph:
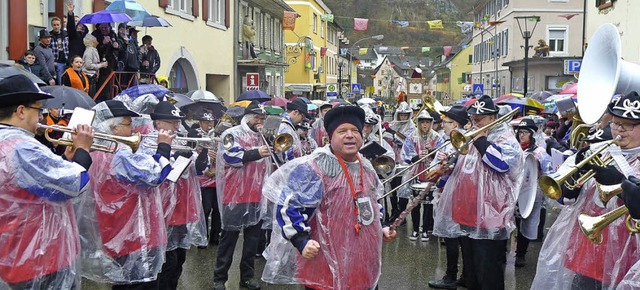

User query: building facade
[584,0,640,64]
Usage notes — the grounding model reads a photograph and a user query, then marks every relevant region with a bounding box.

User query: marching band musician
[362,105,395,161]
[213,100,272,290]
[533,91,640,290]
[512,118,554,268]
[297,121,317,156]
[309,101,332,147]
[78,100,174,288]
[436,95,524,290]
[188,110,222,246]
[0,71,94,289]
[139,101,207,289]
[261,105,396,290]
[400,110,444,241]
[383,101,416,222]
[430,105,468,289]
[276,98,310,164]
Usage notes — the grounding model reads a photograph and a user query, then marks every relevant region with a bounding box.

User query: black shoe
[213,281,226,290]
[428,276,457,289]
[197,245,207,249]
[456,277,466,287]
[239,279,261,290]
[515,256,526,268]
[210,234,220,245]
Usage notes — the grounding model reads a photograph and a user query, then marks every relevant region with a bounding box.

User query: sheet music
[62,108,95,140]
[167,156,192,183]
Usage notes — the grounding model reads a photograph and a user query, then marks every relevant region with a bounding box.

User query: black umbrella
[0,65,46,85]
[236,90,271,102]
[164,93,194,108]
[40,86,96,109]
[180,100,227,120]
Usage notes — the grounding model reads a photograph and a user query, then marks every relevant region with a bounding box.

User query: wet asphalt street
[84,207,552,290]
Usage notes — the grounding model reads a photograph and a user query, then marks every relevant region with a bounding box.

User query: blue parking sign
[351,84,361,93]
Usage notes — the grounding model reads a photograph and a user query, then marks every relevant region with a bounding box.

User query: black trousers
[389,176,403,216]
[9,266,77,290]
[459,237,507,290]
[571,274,603,290]
[537,207,546,241]
[112,281,158,290]
[156,248,187,290]
[444,237,461,279]
[514,217,530,258]
[213,223,262,283]
[201,187,221,242]
[411,203,434,232]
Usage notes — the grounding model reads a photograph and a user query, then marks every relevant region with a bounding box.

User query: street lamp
[515,16,541,97]
[349,34,384,98]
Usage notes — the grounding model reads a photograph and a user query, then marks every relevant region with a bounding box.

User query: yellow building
[433,39,473,105]
[283,0,340,99]
[2,0,235,103]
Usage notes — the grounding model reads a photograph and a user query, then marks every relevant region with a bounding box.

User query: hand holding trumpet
[64,124,94,160]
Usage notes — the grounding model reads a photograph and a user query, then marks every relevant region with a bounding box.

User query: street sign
[564,59,582,74]
[351,83,361,93]
[327,84,338,97]
[246,73,259,90]
[472,84,484,95]
[341,86,348,93]
[444,93,449,100]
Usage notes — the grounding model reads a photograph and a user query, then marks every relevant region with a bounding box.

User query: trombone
[382,158,445,199]
[38,124,141,153]
[450,108,519,155]
[141,133,235,152]
[381,141,450,184]
[538,137,619,200]
[259,131,294,169]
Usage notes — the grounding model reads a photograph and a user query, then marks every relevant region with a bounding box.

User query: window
[548,27,567,54]
[253,9,261,49]
[167,0,193,19]
[321,20,325,38]
[502,29,508,57]
[209,0,226,26]
[313,14,317,34]
[275,19,281,53]
[265,14,271,51]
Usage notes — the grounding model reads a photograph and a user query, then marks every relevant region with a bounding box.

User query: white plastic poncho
[531,146,640,289]
[77,102,172,284]
[261,146,384,290]
[398,128,444,198]
[276,113,303,163]
[0,124,89,289]
[518,145,554,239]
[619,259,640,289]
[216,115,272,230]
[434,122,524,240]
[139,133,208,250]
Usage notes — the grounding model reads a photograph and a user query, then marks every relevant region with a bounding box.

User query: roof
[374,46,405,56]
[372,56,405,77]
[351,47,378,61]
[252,0,295,15]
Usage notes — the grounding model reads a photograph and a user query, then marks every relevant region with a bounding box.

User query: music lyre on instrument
[38,124,141,153]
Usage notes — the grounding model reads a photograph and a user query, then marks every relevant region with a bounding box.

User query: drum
[411,182,434,204]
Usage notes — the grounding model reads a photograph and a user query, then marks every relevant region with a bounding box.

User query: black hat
[245,100,266,115]
[128,27,140,34]
[323,105,365,139]
[441,105,468,127]
[0,72,53,108]
[287,98,311,119]
[581,126,613,143]
[514,118,537,134]
[150,101,185,120]
[296,121,312,130]
[105,100,140,118]
[194,109,216,121]
[608,91,640,121]
[467,95,498,115]
[432,112,442,124]
[416,110,433,121]
[38,29,51,39]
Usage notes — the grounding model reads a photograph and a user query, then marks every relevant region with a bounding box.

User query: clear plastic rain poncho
[434,122,524,240]
[76,102,171,284]
[276,112,303,163]
[216,114,272,230]
[389,102,416,164]
[261,146,384,290]
[398,125,444,198]
[138,133,208,250]
[310,115,328,147]
[517,145,554,239]
[531,145,640,289]
[619,259,640,289]
[0,124,89,289]
[431,138,461,237]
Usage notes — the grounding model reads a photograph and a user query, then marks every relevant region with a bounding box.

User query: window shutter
[159,0,169,8]
[225,0,230,28]
[192,0,199,17]
[93,0,105,12]
[8,0,27,61]
[202,0,209,21]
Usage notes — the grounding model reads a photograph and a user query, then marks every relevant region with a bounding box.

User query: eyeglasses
[442,120,455,124]
[609,121,640,131]
[25,106,43,116]
[470,115,488,123]
[117,122,132,127]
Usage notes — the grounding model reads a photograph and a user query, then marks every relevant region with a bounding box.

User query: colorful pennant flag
[283,11,297,31]
[353,59,362,65]
[427,20,443,29]
[489,20,506,26]
[321,14,334,23]
[421,47,431,53]
[390,20,409,27]
[354,18,369,31]
[359,48,368,55]
[320,47,327,57]
[340,48,348,57]
[443,46,452,57]
[558,13,579,20]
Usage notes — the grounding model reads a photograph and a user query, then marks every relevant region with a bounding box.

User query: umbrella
[230,100,252,108]
[464,98,478,107]
[266,97,290,107]
[226,106,245,119]
[0,65,46,85]
[307,103,318,111]
[560,83,578,95]
[357,97,376,105]
[105,0,151,21]
[501,98,545,115]
[237,90,271,102]
[180,100,226,120]
[129,15,172,27]
[295,96,312,104]
[494,93,524,104]
[186,89,219,102]
[544,94,575,103]
[120,84,170,99]
[264,106,285,115]
[40,86,96,109]
[541,105,558,115]
[530,91,553,102]
[78,10,132,25]
[164,93,194,108]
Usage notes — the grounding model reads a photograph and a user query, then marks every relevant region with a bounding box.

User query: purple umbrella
[78,10,132,25]
[237,90,272,102]
[120,84,170,99]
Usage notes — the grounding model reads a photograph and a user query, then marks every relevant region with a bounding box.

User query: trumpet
[578,205,640,244]
[38,124,141,153]
[450,108,519,155]
[597,181,622,205]
[538,137,619,200]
